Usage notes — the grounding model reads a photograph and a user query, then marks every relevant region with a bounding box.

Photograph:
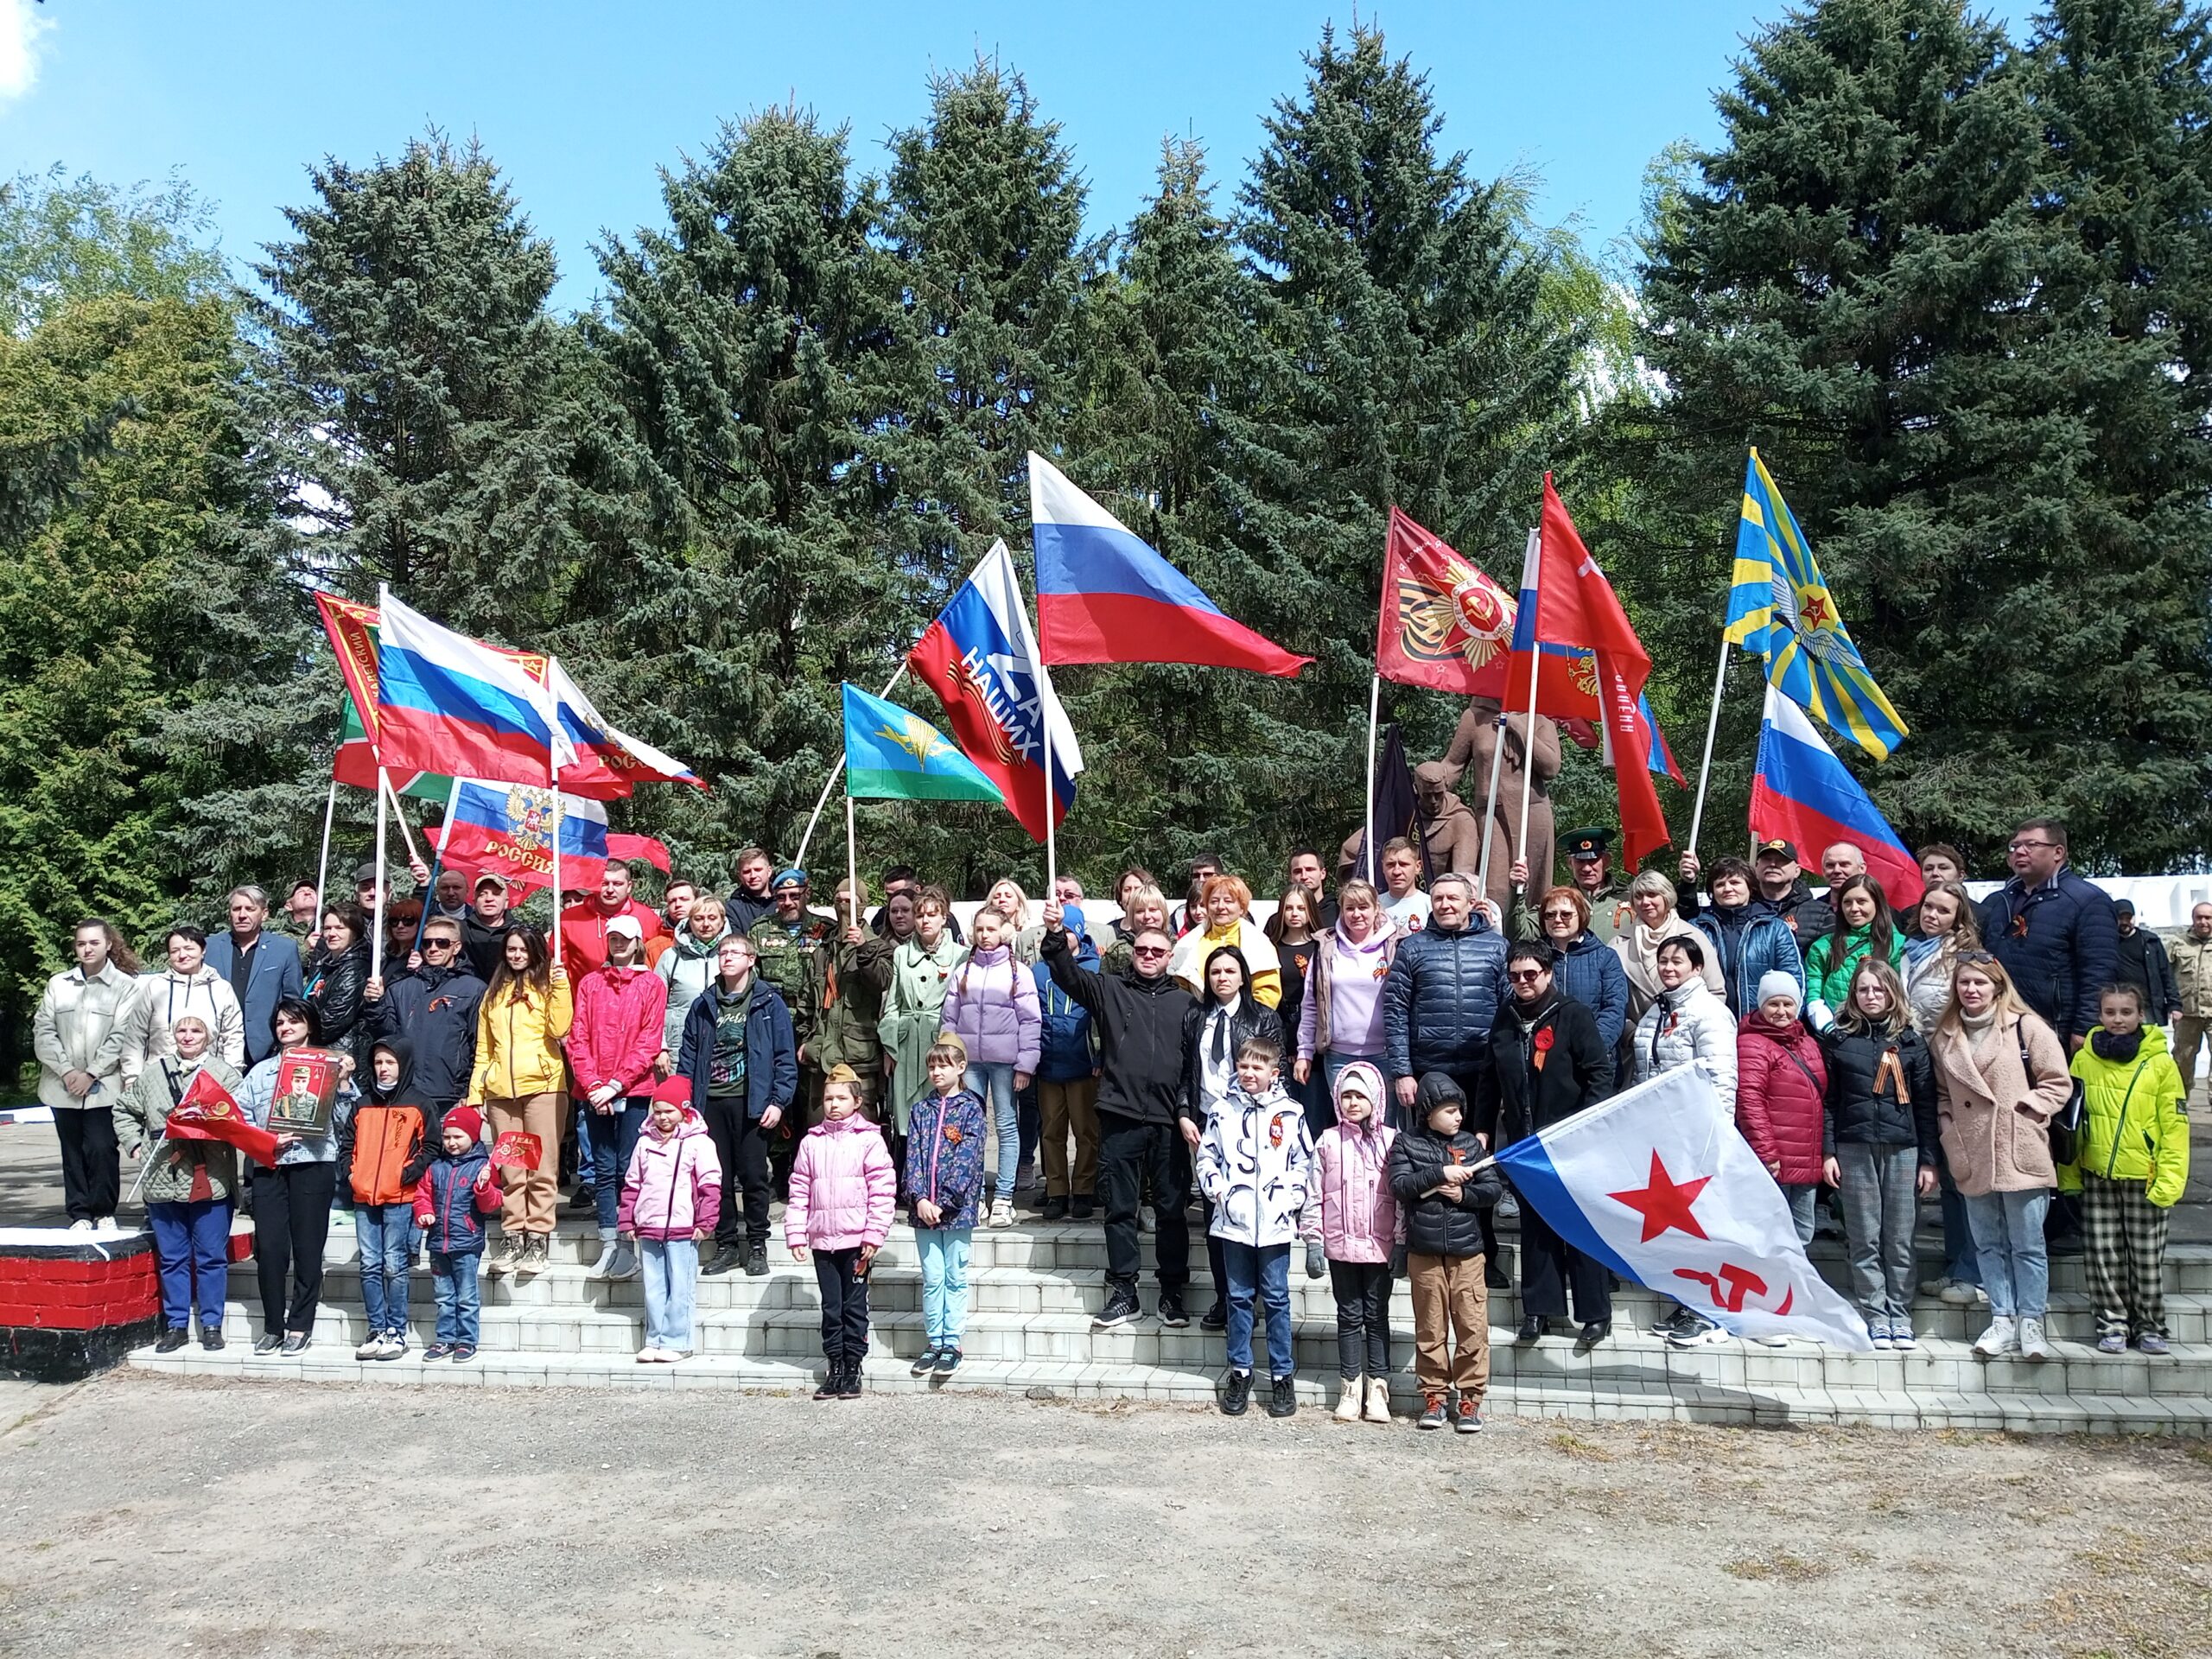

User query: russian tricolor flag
[1751,686,1923,912]
[544,659,705,797]
[375,592,571,789]
[1029,453,1311,677]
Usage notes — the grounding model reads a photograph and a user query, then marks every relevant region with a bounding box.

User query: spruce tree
[588,107,906,875]
[1224,23,1586,866]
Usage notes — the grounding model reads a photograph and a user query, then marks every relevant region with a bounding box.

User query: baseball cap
[604,914,644,941]
[1754,838,1800,862]
[474,873,508,893]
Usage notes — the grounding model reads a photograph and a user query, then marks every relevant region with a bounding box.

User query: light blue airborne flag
[842,683,1006,806]
[1725,448,1908,760]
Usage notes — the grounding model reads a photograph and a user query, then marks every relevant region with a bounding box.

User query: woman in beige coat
[1927,951,2073,1362]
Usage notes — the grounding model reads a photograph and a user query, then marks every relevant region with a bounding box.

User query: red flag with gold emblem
[164,1069,283,1166]
[1375,509,1516,697]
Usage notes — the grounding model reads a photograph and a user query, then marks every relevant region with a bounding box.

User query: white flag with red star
[1497,1065,1874,1349]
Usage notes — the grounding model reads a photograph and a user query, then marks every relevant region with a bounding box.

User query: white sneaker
[585,1243,618,1281]
[988,1198,1014,1229]
[355,1334,383,1359]
[94,1216,124,1236]
[1138,1205,1156,1235]
[607,1241,639,1281]
[1333,1384,1363,1423]
[384,1333,408,1360]
[1973,1316,2018,1358]
[2018,1318,2052,1362]
[1939,1280,1982,1307]
[1756,1332,1790,1348]
[636,1346,665,1364]
[67,1218,94,1235]
[1363,1376,1394,1424]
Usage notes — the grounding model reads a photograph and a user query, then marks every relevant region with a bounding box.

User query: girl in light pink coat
[1304,1060,1398,1425]
[618,1086,722,1363]
[785,1065,897,1399]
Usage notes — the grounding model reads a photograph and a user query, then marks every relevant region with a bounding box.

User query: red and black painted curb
[0,1228,251,1382]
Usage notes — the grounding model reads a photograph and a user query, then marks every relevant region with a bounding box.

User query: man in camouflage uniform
[749,868,830,1194]
[810,878,895,1126]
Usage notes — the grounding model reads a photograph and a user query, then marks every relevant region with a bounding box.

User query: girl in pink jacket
[1304,1060,1398,1426]
[618,1084,722,1363]
[785,1065,897,1400]
[937,904,1041,1228]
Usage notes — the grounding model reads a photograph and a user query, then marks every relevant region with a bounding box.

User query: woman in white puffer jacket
[1631,933,1738,1111]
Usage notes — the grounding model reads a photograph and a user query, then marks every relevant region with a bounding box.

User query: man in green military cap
[749,867,830,1191]
[1507,827,1631,944]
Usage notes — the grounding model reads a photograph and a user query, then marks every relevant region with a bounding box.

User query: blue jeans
[356,1201,415,1337]
[1937,1148,1981,1285]
[574,1109,594,1193]
[967,1062,1019,1202]
[589,1098,647,1230]
[1220,1238,1294,1378]
[1964,1187,2050,1319]
[147,1197,231,1330]
[429,1250,480,1346]
[1779,1183,1817,1244]
[641,1237,699,1352]
[917,1227,973,1346]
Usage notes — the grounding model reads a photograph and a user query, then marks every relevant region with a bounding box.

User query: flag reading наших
[907,540,1084,842]
[1375,507,1516,697]
[1726,448,1908,760]
[842,683,1006,805]
[1030,453,1311,677]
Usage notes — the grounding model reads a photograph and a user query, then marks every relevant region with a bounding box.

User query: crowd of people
[32,812,2195,1425]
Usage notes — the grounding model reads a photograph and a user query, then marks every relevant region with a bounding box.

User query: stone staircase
[126,1214,2212,1433]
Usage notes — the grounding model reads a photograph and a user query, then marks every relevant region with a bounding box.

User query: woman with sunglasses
[1529,887,1630,1054]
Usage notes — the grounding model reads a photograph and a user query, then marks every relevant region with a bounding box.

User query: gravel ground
[1,1372,2208,1658]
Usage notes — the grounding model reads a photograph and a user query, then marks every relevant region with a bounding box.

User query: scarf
[671,925,725,963]
[2090,1027,2144,1064]
[1624,916,1685,997]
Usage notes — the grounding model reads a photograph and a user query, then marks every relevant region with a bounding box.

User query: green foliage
[0,165,226,335]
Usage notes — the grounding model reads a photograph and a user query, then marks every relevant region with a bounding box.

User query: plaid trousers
[2080,1172,2170,1338]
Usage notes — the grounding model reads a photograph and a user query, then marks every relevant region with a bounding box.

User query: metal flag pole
[1473,706,1511,902]
[796,662,906,873]
[544,658,564,969]
[1043,700,1057,898]
[1362,673,1380,884]
[845,793,861,938]
[312,776,339,925]
[371,763,389,984]
[410,774,464,958]
[1686,627,1733,861]
[1513,527,1545,873]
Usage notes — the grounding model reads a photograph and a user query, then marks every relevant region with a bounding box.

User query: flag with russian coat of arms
[1496,1065,1874,1349]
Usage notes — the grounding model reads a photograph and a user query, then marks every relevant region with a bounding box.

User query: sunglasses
[1132,944,1171,958]
[423,937,458,950]
[1956,950,1998,965]
[1508,968,1546,982]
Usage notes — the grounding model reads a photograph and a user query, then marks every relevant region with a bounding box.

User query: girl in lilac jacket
[937,905,1041,1226]
[785,1065,897,1399]
[1305,1061,1399,1425]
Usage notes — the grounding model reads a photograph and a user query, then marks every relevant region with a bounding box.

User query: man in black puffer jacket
[1981,817,2118,1047]
[1043,902,1197,1331]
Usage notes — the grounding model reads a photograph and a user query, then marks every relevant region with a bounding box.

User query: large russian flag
[907,541,1083,843]
[1029,453,1311,676]
[1751,686,1923,912]
[376,593,570,789]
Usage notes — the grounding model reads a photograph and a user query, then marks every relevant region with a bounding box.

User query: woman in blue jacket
[1531,887,1631,1052]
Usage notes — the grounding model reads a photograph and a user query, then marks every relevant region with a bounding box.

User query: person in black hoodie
[1177,945,1286,1331]
[1490,940,1615,1350]
[340,1037,434,1361]
[1042,899,1198,1331]
[1388,1073,1503,1433]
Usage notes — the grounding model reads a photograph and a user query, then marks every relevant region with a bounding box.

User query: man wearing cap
[560,861,671,982]
[750,868,831,1191]
[1556,829,1630,945]
[364,912,485,1128]
[461,873,532,982]
[1739,838,1834,948]
[2111,900,2179,1029]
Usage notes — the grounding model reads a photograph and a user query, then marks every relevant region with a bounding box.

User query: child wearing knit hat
[411,1104,501,1361]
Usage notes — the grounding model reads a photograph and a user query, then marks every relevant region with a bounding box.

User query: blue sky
[6,0,2036,315]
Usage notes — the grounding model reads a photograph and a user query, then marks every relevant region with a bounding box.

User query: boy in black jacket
[1387,1072,1503,1433]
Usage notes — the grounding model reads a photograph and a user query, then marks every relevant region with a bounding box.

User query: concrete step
[124,1338,2212,1435]
[302,1249,2212,1344]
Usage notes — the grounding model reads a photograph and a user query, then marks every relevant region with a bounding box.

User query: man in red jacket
[560,862,670,982]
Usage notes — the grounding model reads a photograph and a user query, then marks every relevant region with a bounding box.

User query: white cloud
[0,0,53,105]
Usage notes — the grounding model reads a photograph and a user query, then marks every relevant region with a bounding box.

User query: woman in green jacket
[112,1014,248,1351]
[1803,875,1906,1031]
[878,885,967,1137]
[2066,982,2190,1354]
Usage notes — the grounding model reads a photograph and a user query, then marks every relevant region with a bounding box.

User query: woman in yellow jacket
[470,926,572,1276]
[2065,982,2190,1356]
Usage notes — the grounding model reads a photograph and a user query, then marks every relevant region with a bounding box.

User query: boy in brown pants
[1387,1073,1503,1431]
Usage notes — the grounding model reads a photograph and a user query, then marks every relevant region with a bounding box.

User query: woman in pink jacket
[1304,1060,1398,1426]
[937,905,1040,1229]
[617,1082,722,1363]
[566,915,669,1281]
[785,1065,896,1399]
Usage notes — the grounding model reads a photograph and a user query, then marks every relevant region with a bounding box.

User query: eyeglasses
[2007,839,2057,853]
[1541,910,1577,923]
[1507,968,1546,983]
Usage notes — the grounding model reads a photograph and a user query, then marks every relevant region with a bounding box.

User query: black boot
[814,1357,844,1401]
[838,1359,864,1399]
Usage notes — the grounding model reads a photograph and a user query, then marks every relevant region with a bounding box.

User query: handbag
[2018,1019,2086,1166]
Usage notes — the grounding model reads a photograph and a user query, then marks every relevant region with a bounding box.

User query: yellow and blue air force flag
[1725,448,1908,760]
